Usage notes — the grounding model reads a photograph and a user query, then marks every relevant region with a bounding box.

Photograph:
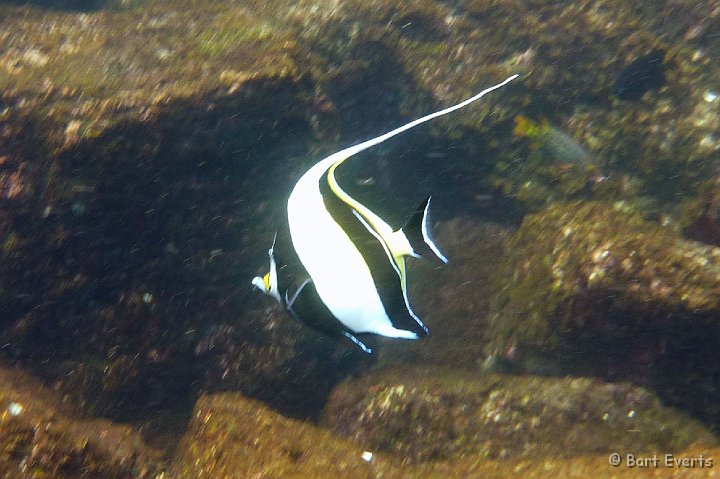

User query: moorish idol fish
[253,74,519,353]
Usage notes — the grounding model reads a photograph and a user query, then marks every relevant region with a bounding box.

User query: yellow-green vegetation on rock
[322,367,716,464]
[171,389,719,479]
[194,24,274,57]
[192,9,277,58]
[488,201,720,352]
[486,200,720,432]
[0,362,164,478]
[0,1,298,148]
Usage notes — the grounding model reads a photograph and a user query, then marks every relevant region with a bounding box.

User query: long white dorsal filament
[334,74,520,161]
[318,73,520,250]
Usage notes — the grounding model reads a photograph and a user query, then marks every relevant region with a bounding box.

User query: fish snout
[251,276,267,293]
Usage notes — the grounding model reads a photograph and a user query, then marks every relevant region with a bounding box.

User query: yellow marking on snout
[262,273,271,291]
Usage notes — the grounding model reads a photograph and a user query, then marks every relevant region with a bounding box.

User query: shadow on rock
[0,75,372,448]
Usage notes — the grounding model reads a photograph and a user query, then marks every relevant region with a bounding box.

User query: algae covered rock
[322,367,716,464]
[0,0,363,433]
[0,362,164,478]
[172,391,389,479]
[171,388,720,479]
[487,200,720,430]
[4,0,720,465]
[488,201,720,353]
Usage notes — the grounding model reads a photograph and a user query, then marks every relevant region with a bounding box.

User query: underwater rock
[487,201,720,430]
[488,201,720,354]
[613,49,667,101]
[172,389,720,478]
[0,362,163,478]
[172,392,388,478]
[1,0,720,462]
[322,367,715,463]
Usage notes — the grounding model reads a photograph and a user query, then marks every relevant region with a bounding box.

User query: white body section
[288,160,417,338]
[287,75,519,338]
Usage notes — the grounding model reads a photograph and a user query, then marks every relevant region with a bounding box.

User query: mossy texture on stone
[171,389,719,479]
[172,392,382,479]
[0,362,164,478]
[322,367,715,463]
[488,201,720,352]
[2,0,720,474]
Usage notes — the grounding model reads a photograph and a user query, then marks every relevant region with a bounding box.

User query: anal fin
[341,331,372,354]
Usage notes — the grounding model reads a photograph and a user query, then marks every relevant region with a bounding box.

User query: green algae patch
[194,22,275,58]
[322,367,716,464]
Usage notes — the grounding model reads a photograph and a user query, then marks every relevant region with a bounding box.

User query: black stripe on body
[269,238,373,352]
[267,233,304,307]
[319,168,428,337]
[285,278,372,353]
[271,250,288,305]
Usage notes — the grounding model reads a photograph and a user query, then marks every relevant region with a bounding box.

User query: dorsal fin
[324,74,520,254]
[329,74,520,173]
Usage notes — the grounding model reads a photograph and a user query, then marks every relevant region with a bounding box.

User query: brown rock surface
[489,201,720,353]
[173,388,720,479]
[322,367,716,463]
[0,362,163,479]
[487,200,720,431]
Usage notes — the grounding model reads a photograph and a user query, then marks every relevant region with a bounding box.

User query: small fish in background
[613,49,667,101]
[512,115,601,177]
[253,75,520,354]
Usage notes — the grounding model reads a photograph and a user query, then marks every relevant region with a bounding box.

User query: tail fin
[401,196,448,264]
